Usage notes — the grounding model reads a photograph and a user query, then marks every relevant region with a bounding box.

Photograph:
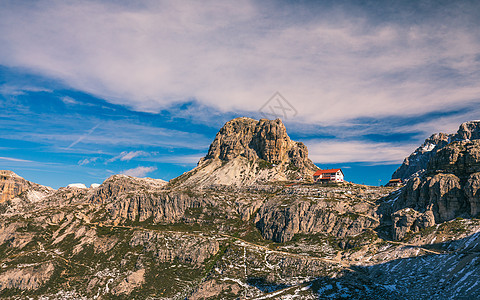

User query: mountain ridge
[0,118,479,299]
[392,120,480,181]
[169,117,319,188]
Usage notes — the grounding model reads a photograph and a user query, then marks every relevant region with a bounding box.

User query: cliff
[390,139,480,239]
[392,120,480,181]
[0,170,53,209]
[171,117,319,188]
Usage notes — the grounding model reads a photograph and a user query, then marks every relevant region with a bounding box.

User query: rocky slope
[391,133,451,180]
[388,127,480,240]
[171,118,319,188]
[392,120,480,181]
[0,170,52,203]
[0,170,54,215]
[0,118,479,299]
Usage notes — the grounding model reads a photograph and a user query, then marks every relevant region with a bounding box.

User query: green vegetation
[257,159,274,170]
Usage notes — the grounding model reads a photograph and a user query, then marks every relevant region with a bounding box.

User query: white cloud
[119,151,149,161]
[0,156,33,162]
[0,85,52,96]
[307,140,417,165]
[148,154,202,165]
[61,96,78,105]
[121,166,157,177]
[67,123,101,149]
[107,150,150,163]
[0,1,479,127]
[78,157,99,166]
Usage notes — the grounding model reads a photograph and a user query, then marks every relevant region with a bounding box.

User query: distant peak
[0,170,23,179]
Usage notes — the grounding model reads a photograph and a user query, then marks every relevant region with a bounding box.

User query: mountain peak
[0,170,52,203]
[393,120,480,181]
[174,117,318,187]
[203,118,293,164]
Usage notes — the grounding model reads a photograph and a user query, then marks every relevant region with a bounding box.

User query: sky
[1,0,480,188]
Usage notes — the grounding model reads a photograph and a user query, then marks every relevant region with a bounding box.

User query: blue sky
[1,0,480,188]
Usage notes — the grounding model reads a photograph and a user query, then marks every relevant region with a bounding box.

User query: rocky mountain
[171,118,319,188]
[0,118,479,299]
[392,120,480,181]
[0,170,53,214]
[391,132,451,180]
[388,138,480,240]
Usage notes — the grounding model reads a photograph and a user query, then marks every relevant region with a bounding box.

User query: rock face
[391,138,480,239]
[392,133,451,181]
[2,118,480,299]
[0,170,52,205]
[87,174,202,224]
[204,118,313,167]
[129,231,219,266]
[255,195,379,242]
[0,262,55,291]
[174,117,318,187]
[392,120,480,181]
[0,170,34,203]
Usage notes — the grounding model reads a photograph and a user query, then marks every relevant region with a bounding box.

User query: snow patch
[67,183,87,189]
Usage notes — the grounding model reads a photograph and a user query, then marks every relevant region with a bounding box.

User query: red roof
[313,169,342,176]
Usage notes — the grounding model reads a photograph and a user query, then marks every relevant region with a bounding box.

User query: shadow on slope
[308,231,480,300]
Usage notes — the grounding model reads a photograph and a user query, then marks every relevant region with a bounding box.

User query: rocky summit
[388,138,480,240]
[0,118,479,299]
[171,117,318,188]
[392,120,480,181]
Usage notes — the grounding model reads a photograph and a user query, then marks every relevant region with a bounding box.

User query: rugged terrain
[0,118,479,299]
[392,120,480,181]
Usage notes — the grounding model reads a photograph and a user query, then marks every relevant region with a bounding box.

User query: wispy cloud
[0,85,52,96]
[0,156,33,162]
[61,96,78,105]
[66,123,101,149]
[148,154,202,165]
[121,166,157,177]
[307,140,416,165]
[107,150,150,163]
[16,120,210,151]
[78,157,99,166]
[1,1,479,127]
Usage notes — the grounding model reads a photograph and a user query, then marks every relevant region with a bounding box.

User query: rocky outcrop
[129,231,219,266]
[173,118,318,187]
[392,120,480,182]
[0,170,52,203]
[203,118,314,168]
[391,138,480,239]
[427,140,480,175]
[0,170,29,203]
[255,196,379,243]
[391,208,435,240]
[0,262,55,291]
[112,269,145,295]
[465,172,480,216]
[88,174,208,224]
[456,120,480,140]
[392,133,451,181]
